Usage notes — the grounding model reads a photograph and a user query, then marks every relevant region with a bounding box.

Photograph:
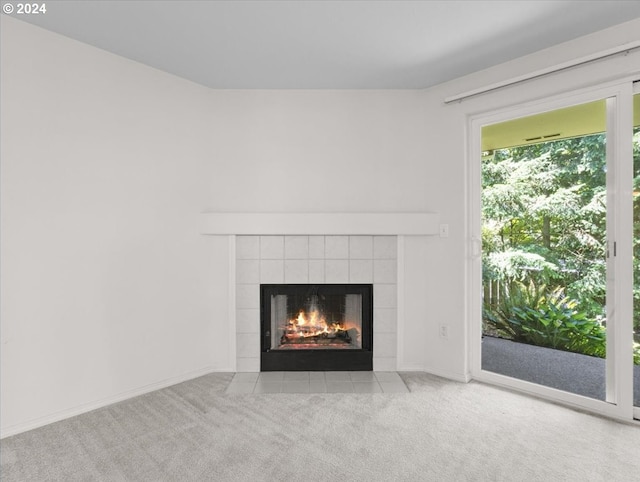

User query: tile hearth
[225,371,409,394]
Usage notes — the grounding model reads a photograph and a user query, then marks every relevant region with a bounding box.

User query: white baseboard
[396,363,471,382]
[0,366,228,439]
[396,363,426,372]
[422,367,471,383]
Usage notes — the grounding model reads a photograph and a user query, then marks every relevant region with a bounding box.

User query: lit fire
[284,309,348,340]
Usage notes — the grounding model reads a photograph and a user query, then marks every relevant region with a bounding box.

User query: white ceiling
[11,0,640,89]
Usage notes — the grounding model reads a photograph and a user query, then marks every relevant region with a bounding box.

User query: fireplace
[260,284,373,371]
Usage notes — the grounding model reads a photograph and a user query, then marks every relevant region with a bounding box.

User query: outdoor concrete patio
[481,336,640,406]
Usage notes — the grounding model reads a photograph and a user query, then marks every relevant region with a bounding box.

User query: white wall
[0,17,229,436]
[3,12,640,436]
[205,89,429,213]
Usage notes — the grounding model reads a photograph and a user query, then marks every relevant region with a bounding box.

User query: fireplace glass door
[261,284,373,371]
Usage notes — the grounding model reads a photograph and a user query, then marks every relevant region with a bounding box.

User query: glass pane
[481,100,608,400]
[264,285,367,350]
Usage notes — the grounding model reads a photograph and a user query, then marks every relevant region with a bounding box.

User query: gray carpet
[2,372,640,481]
[482,336,640,405]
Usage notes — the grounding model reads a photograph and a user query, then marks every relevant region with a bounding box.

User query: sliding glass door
[480,99,609,400]
[470,81,637,420]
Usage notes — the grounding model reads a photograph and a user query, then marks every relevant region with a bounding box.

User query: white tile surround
[235,235,398,372]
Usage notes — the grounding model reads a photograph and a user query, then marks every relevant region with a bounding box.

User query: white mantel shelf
[199,212,440,236]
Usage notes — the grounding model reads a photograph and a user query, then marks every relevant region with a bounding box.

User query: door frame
[634,81,640,421]
[466,78,636,421]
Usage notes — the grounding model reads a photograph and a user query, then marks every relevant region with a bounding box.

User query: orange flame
[284,309,351,340]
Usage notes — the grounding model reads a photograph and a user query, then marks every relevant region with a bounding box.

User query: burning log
[280,329,352,346]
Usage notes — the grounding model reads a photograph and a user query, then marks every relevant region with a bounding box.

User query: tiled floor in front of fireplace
[225,371,409,394]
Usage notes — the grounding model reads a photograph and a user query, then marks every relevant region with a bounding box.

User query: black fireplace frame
[260,284,373,371]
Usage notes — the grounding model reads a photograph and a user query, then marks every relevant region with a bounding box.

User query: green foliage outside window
[482,129,640,365]
[483,281,640,364]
